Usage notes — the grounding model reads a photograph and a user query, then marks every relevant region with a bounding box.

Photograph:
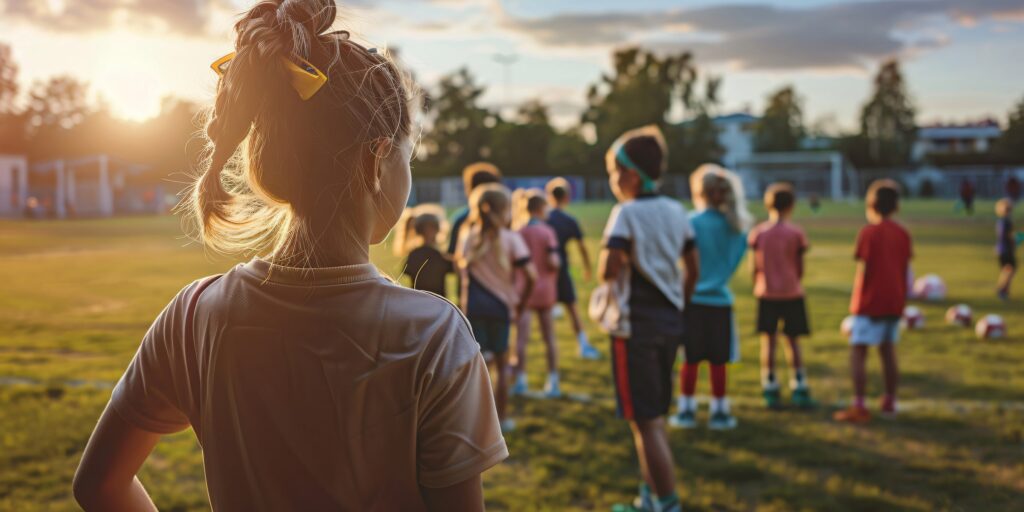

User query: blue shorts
[469,317,510,354]
[850,315,901,346]
[556,268,576,304]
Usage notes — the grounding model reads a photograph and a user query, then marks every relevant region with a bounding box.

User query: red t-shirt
[850,219,913,316]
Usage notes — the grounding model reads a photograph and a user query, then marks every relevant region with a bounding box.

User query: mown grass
[1,200,1022,511]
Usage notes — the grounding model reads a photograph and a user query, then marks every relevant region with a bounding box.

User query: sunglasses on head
[210,31,379,101]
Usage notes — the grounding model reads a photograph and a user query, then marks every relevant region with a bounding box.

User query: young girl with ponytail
[74,2,506,510]
[395,204,452,297]
[456,184,536,432]
[671,164,753,431]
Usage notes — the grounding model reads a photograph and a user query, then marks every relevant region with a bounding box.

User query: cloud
[1,0,217,34]
[499,0,1024,70]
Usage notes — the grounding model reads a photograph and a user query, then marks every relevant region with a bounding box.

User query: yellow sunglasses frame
[210,52,327,101]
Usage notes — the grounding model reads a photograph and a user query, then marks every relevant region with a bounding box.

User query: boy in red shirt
[834,180,912,423]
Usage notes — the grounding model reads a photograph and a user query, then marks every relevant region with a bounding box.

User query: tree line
[2,42,1023,180]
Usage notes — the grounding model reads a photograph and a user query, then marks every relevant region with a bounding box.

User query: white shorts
[850,316,901,346]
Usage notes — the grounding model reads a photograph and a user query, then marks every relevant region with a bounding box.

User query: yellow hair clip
[210,52,328,101]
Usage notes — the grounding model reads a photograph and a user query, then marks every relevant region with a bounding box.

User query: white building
[912,121,1002,162]
[713,113,759,169]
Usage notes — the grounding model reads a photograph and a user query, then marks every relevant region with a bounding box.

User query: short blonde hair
[996,198,1013,217]
[691,164,753,232]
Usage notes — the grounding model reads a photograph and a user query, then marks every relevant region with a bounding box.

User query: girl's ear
[363,138,395,193]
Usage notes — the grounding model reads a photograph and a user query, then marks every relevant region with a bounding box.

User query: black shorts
[682,304,733,365]
[1000,252,1018,269]
[756,298,811,337]
[611,335,677,421]
[556,268,576,304]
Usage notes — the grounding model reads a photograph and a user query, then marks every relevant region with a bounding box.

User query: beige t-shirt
[110,259,507,511]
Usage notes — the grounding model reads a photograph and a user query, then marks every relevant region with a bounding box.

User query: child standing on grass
[457,184,536,432]
[749,183,814,409]
[545,177,601,360]
[996,199,1019,300]
[598,126,698,512]
[74,2,506,510]
[394,204,452,298]
[672,164,752,431]
[510,189,562,398]
[447,162,503,256]
[834,179,912,423]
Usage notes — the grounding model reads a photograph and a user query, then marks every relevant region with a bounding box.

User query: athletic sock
[710,364,727,398]
[791,368,807,390]
[761,371,778,390]
[681,363,699,396]
[547,372,559,386]
[710,397,730,415]
[676,395,697,413]
[577,332,589,347]
[853,395,865,409]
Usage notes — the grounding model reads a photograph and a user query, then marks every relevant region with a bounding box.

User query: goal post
[733,151,858,201]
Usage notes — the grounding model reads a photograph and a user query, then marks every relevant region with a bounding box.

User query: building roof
[918,121,1001,140]
[712,113,759,125]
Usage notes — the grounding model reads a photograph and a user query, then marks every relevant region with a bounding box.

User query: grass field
[2,200,1023,511]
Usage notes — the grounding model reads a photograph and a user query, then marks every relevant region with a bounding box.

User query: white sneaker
[578,333,601,360]
[510,374,528,396]
[552,304,565,319]
[544,374,562,399]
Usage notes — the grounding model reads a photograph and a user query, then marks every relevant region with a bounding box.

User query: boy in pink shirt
[748,183,814,409]
[511,190,563,398]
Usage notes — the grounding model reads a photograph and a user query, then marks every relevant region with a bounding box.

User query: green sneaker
[763,387,782,410]
[791,387,817,409]
[668,409,697,429]
[611,483,654,512]
[708,411,738,430]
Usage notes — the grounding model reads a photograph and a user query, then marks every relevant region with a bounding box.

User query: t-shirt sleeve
[109,281,202,434]
[854,227,870,261]
[509,231,531,266]
[417,312,508,488]
[603,205,631,250]
[570,217,584,241]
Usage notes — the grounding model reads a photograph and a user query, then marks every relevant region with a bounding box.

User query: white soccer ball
[975,314,1007,340]
[840,315,856,337]
[945,304,973,327]
[902,306,925,330]
[913,274,947,301]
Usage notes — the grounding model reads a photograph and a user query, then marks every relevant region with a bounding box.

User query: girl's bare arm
[73,404,162,512]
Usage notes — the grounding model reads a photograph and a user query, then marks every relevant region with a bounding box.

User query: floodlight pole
[493,53,519,118]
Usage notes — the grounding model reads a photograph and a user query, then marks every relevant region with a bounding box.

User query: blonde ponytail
[691,164,753,233]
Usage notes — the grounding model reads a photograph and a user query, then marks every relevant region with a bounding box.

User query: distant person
[834,179,912,423]
[672,164,752,431]
[456,183,536,433]
[394,204,452,298]
[1008,175,1022,204]
[73,3,506,510]
[597,125,698,512]
[748,183,814,410]
[996,199,1019,300]
[808,192,822,215]
[545,177,601,360]
[959,178,976,215]
[447,162,503,256]
[509,189,562,398]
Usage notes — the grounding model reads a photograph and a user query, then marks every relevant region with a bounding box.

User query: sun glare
[92,31,170,121]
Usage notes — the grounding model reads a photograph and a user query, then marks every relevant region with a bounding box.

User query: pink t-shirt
[749,220,809,299]
[517,221,560,309]
[457,227,531,315]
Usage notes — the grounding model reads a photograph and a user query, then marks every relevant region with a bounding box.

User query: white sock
[791,369,807,390]
[677,395,697,412]
[711,397,729,414]
[761,371,778,389]
[547,372,559,385]
[515,373,527,387]
[577,332,590,347]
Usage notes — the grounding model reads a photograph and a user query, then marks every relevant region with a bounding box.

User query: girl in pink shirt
[510,189,562,398]
[456,183,536,432]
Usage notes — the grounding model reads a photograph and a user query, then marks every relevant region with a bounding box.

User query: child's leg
[681,362,699,397]
[878,341,899,403]
[760,333,777,387]
[710,364,727,399]
[538,307,559,374]
[629,418,677,499]
[849,345,869,408]
[998,264,1016,295]
[494,351,509,421]
[565,300,584,337]
[513,309,532,377]
[783,335,806,386]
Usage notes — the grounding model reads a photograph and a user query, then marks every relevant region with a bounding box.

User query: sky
[2,0,1023,132]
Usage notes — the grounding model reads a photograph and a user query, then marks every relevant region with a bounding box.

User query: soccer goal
[733,151,858,201]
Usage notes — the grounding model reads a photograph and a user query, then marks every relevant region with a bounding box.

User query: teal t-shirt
[690,209,748,307]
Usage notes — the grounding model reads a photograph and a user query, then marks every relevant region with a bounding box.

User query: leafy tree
[669,75,725,174]
[755,85,804,152]
[859,59,916,167]
[26,76,91,133]
[489,100,555,176]
[547,127,592,176]
[995,95,1024,163]
[582,47,697,153]
[418,68,493,176]
[0,42,25,152]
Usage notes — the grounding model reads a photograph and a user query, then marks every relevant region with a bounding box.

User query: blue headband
[615,146,657,193]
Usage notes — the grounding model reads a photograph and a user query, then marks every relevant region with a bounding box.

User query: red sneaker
[833,406,871,423]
